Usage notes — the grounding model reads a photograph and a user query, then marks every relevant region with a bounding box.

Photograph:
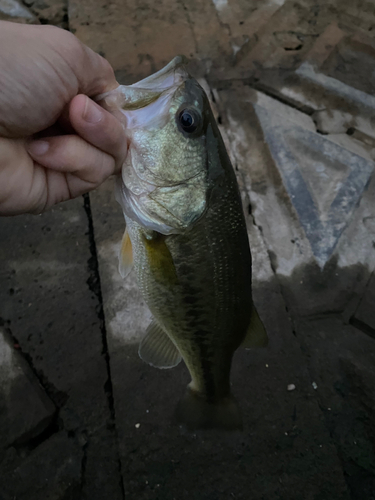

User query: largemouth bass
[97,57,267,430]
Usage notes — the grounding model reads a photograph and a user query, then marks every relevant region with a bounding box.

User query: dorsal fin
[241,304,268,348]
[139,319,182,369]
[119,227,133,278]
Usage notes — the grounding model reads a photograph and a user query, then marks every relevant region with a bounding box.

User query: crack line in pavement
[249,81,316,116]
[212,78,316,117]
[349,316,375,341]
[0,318,61,452]
[82,193,125,500]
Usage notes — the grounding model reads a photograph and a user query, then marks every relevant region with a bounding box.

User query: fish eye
[178,108,200,134]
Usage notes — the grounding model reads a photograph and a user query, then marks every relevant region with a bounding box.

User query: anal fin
[241,304,268,348]
[119,226,133,278]
[139,319,182,369]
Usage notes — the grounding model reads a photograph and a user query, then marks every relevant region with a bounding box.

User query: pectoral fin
[139,320,182,369]
[241,304,268,348]
[119,227,133,278]
[142,232,178,286]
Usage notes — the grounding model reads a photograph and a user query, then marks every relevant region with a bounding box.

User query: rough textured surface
[0,328,55,449]
[217,85,375,317]
[294,317,375,500]
[90,178,349,500]
[0,432,83,500]
[0,0,38,23]
[253,102,374,267]
[24,0,68,28]
[353,272,375,335]
[68,0,288,82]
[0,200,122,499]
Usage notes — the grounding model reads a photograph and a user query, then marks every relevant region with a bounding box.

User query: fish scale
[98,56,267,429]
[126,165,252,402]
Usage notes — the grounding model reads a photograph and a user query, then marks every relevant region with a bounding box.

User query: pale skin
[0,21,128,216]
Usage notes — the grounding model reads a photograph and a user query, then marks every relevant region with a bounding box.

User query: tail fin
[175,388,243,431]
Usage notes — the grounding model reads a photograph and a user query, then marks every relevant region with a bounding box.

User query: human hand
[0,21,128,216]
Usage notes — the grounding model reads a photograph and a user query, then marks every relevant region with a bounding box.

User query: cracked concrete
[0,200,123,499]
[0,327,55,449]
[1,0,375,498]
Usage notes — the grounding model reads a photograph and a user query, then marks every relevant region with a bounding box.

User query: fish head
[97,57,220,235]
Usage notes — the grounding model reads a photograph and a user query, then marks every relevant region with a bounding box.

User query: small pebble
[135,423,140,429]
[312,382,318,390]
[287,384,296,391]
[265,364,269,368]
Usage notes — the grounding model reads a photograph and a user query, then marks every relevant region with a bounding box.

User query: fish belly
[126,180,252,403]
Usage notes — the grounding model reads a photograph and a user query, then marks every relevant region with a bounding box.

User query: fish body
[98,57,267,430]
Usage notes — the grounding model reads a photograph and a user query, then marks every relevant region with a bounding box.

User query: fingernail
[83,99,103,123]
[28,140,49,155]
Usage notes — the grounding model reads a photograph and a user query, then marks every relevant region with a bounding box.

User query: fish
[97,57,268,430]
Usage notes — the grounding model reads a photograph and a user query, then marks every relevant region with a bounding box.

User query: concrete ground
[1,0,375,498]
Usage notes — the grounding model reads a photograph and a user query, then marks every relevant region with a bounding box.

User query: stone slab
[0,327,55,449]
[69,0,287,82]
[217,84,375,316]
[68,0,197,83]
[0,199,122,499]
[209,0,334,81]
[0,432,82,500]
[293,316,375,499]
[242,18,375,141]
[90,167,349,499]
[253,103,374,267]
[24,0,68,29]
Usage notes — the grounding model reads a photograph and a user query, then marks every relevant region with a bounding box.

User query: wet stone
[89,179,150,495]
[89,174,350,499]
[319,32,375,97]
[0,199,123,500]
[69,0,196,83]
[247,18,375,141]
[293,316,375,499]
[25,0,68,28]
[217,84,375,316]
[69,0,288,82]
[0,327,55,450]
[353,271,375,333]
[0,432,82,500]
[253,103,375,267]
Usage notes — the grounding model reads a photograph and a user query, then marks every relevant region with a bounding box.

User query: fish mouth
[96,56,189,115]
[101,57,208,235]
[130,56,189,91]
